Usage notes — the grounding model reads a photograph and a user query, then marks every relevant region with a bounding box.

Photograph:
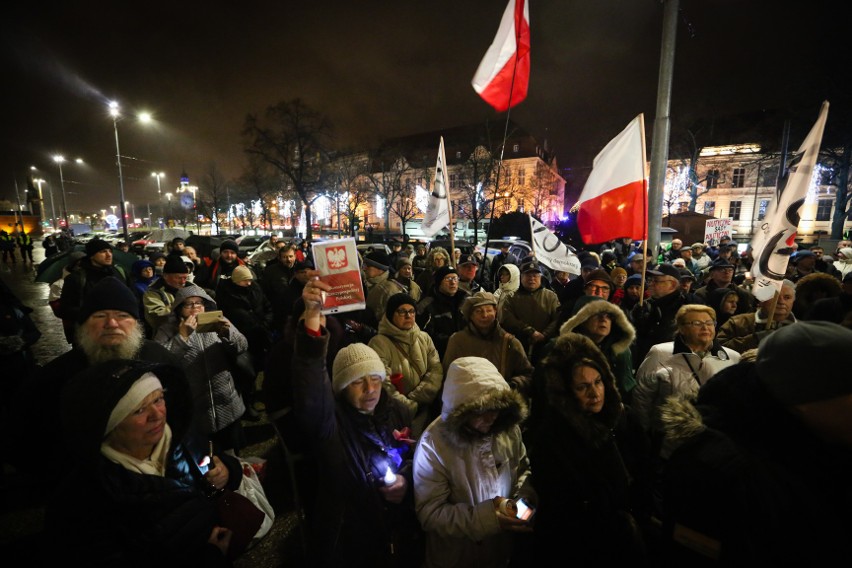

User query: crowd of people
[2,230,852,566]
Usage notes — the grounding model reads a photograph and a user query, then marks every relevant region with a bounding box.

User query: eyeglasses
[683,320,716,328]
[182,302,204,309]
[584,284,611,293]
[395,308,416,317]
[443,276,459,283]
[650,278,676,286]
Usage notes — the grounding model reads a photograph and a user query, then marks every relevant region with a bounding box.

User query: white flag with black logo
[750,101,829,302]
[421,137,451,238]
[529,215,581,275]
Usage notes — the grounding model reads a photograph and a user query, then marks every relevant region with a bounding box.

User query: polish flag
[576,114,648,244]
[471,0,530,112]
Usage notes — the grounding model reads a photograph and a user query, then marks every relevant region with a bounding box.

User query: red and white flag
[576,114,647,244]
[471,0,530,112]
[750,101,829,302]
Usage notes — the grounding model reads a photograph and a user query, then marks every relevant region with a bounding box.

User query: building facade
[664,143,850,245]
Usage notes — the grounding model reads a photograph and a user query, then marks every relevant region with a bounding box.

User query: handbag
[214,459,275,560]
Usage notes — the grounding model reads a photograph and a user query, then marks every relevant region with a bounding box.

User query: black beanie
[364,250,390,271]
[85,238,113,257]
[78,277,139,323]
[220,240,239,254]
[385,293,417,322]
[433,266,459,289]
[756,321,852,406]
[163,255,190,274]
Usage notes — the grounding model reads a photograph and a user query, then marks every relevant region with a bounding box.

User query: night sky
[1,0,846,214]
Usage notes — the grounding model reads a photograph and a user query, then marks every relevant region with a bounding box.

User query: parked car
[235,235,269,258]
[475,238,533,263]
[428,239,475,257]
[135,228,191,257]
[356,243,391,257]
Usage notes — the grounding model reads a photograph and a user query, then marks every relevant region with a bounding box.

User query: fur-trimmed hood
[558,296,635,355]
[539,332,623,445]
[794,271,842,302]
[441,356,527,442]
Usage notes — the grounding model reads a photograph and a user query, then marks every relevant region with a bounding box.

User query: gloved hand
[390,373,404,393]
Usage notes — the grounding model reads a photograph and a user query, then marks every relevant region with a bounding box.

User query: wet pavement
[0,239,306,566]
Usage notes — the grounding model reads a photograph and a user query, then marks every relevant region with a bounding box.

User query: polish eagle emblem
[326,246,348,269]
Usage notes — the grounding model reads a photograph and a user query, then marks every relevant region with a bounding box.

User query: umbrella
[35,245,139,284]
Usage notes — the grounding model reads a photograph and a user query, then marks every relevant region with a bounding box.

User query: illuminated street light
[51,156,84,230]
[109,101,154,243]
[152,172,165,225]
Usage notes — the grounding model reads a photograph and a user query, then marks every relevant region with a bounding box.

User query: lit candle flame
[384,466,397,485]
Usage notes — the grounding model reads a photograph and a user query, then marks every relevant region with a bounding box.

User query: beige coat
[443,321,533,397]
[369,315,443,437]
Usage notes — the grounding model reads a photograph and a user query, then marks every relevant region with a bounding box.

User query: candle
[383,466,397,485]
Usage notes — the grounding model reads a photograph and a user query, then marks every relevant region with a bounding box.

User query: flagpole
[481,26,522,275]
[638,113,650,306]
[441,139,457,268]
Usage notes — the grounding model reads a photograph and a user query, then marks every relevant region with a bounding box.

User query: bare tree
[328,150,372,238]
[366,146,412,239]
[390,179,420,242]
[455,145,498,244]
[243,98,333,241]
[233,155,281,233]
[196,162,229,235]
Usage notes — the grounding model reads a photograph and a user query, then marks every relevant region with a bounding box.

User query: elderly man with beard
[7,277,179,493]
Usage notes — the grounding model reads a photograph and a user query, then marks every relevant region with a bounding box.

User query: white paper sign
[704,218,732,246]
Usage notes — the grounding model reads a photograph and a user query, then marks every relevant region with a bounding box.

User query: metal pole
[34,178,46,228]
[47,179,57,230]
[647,0,680,260]
[114,118,130,243]
[12,176,24,228]
[57,161,70,229]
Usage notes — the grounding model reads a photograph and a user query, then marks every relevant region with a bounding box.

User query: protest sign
[704,218,732,246]
[311,238,366,315]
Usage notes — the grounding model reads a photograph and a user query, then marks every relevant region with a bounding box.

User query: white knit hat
[104,373,163,435]
[331,343,387,394]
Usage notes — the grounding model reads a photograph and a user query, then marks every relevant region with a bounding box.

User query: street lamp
[110,204,117,216]
[53,155,69,229]
[32,176,47,229]
[152,172,165,226]
[165,192,173,223]
[109,101,153,243]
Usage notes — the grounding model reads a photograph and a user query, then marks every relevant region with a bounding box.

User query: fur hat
[78,277,139,323]
[163,255,190,274]
[231,265,253,284]
[85,238,113,257]
[396,256,413,270]
[385,293,417,322]
[331,343,387,394]
[461,290,498,320]
[756,321,852,405]
[219,239,239,254]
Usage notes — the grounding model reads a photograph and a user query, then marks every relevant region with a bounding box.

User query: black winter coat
[291,326,420,567]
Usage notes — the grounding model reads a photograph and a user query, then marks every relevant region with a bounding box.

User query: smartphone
[515,497,535,521]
